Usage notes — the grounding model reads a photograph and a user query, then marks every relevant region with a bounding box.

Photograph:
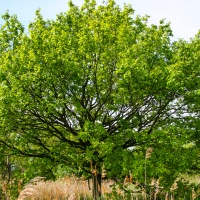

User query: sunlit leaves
[0,0,199,188]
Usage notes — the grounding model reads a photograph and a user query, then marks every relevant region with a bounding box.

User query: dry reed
[17,174,200,200]
[18,176,115,200]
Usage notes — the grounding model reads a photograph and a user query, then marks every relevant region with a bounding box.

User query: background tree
[0,0,199,198]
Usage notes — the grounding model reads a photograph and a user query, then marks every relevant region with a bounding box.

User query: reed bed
[18,176,115,200]
[17,175,200,200]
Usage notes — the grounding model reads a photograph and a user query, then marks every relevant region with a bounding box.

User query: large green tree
[0,0,199,197]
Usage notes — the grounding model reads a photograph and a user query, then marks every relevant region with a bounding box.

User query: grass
[18,176,116,200]
[17,174,200,200]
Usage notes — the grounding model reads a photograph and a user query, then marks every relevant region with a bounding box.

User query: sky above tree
[0,0,199,40]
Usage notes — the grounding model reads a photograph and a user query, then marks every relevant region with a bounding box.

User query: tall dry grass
[17,174,200,200]
[18,176,115,200]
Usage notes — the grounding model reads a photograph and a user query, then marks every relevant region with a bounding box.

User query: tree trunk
[91,160,102,199]
[92,173,102,199]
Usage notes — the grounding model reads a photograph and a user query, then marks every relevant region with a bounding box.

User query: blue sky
[0,0,199,41]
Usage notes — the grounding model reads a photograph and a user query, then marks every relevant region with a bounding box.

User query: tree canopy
[0,0,199,195]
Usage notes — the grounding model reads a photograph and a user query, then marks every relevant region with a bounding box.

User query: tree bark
[92,173,102,199]
[91,161,102,199]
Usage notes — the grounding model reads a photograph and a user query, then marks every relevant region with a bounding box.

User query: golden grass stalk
[192,188,197,200]
[145,148,153,200]
[170,182,178,200]
[165,192,169,200]
[145,148,154,159]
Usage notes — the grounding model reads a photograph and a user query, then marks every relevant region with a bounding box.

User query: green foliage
[0,0,199,193]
